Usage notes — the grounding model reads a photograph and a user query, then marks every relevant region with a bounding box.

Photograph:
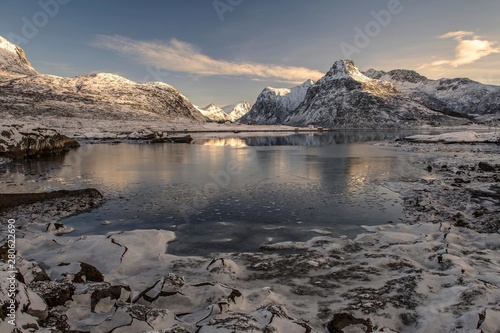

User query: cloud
[91,35,324,83]
[424,31,500,68]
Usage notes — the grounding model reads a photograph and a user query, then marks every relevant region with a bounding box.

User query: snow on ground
[404,131,500,143]
[0,116,312,144]
[1,130,499,332]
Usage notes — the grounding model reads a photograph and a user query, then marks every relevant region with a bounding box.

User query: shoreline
[1,134,499,332]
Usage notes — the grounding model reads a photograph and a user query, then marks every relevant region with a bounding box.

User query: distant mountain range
[1,34,499,129]
[243,60,500,128]
[195,101,252,122]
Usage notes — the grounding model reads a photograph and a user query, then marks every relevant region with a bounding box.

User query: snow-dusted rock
[0,123,79,158]
[403,131,500,143]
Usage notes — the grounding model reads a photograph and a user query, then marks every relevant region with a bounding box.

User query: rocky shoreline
[1,135,499,333]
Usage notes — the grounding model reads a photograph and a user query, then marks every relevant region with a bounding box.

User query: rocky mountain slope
[363,68,500,120]
[285,60,470,128]
[0,36,37,77]
[0,36,205,122]
[240,80,314,124]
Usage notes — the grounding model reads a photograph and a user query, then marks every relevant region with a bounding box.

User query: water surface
[1,131,428,255]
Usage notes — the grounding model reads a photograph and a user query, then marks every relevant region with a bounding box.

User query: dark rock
[478,161,496,172]
[73,262,104,283]
[454,178,471,184]
[326,312,374,333]
[90,284,131,312]
[400,312,419,326]
[30,281,75,308]
[0,188,104,210]
[0,125,79,159]
[32,265,51,282]
[168,134,193,143]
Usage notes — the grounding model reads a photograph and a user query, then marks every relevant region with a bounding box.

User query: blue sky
[1,0,499,106]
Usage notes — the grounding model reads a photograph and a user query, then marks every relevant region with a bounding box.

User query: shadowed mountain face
[0,36,205,122]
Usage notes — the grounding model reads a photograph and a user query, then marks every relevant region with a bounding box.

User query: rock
[168,134,193,143]
[46,222,75,235]
[326,313,374,333]
[0,188,104,210]
[90,284,132,312]
[29,281,75,308]
[206,258,243,280]
[478,161,496,172]
[73,262,105,283]
[0,124,79,159]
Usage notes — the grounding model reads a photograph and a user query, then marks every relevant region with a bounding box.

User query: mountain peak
[0,35,36,75]
[326,59,372,83]
[204,103,221,110]
[300,79,315,87]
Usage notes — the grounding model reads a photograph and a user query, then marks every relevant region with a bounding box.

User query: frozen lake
[3,130,428,255]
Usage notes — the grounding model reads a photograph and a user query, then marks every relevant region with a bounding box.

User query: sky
[0,0,499,106]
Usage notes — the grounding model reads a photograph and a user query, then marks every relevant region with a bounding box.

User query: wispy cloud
[91,35,324,83]
[422,31,500,68]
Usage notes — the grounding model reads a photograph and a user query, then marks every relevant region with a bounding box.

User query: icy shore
[0,133,499,332]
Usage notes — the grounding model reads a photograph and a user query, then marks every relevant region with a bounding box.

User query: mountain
[240,80,314,125]
[284,60,471,128]
[196,103,230,122]
[0,36,205,122]
[222,101,252,121]
[196,101,252,122]
[0,36,37,76]
[363,68,500,120]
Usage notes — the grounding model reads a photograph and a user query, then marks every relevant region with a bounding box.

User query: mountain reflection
[199,130,430,147]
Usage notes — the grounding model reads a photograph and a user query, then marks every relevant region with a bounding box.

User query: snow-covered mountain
[363,68,500,119]
[222,101,252,121]
[196,101,252,122]
[0,36,205,122]
[240,80,314,124]
[0,36,37,76]
[285,60,470,128]
[196,103,230,122]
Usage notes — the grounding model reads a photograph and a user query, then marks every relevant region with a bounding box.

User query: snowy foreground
[1,133,499,333]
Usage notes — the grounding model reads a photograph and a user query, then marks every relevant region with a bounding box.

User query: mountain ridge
[0,36,205,122]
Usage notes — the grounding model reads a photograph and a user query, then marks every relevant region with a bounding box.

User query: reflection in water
[199,129,433,147]
[0,130,428,256]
